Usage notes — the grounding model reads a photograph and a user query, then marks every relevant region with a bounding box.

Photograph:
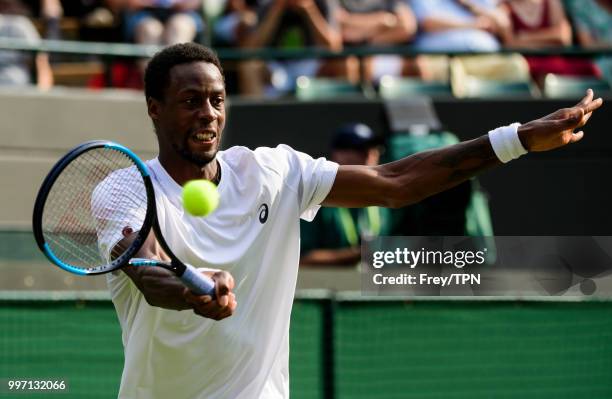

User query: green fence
[1,294,611,398]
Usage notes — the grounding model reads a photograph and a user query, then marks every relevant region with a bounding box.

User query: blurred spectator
[564,0,612,48]
[336,0,416,82]
[300,123,390,266]
[24,1,119,41]
[91,0,203,90]
[498,0,599,83]
[109,0,204,45]
[214,0,258,46]
[40,0,61,39]
[239,0,343,96]
[409,0,503,52]
[0,0,53,88]
[498,0,571,47]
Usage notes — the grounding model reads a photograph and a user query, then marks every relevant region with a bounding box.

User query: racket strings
[44,156,110,265]
[57,150,145,266]
[42,148,149,271]
[44,150,122,266]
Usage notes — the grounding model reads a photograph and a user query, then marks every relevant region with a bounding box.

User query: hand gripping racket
[32,140,216,297]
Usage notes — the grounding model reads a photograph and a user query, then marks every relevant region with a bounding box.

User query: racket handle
[181,263,216,298]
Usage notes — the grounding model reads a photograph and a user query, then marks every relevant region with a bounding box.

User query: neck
[158,152,220,187]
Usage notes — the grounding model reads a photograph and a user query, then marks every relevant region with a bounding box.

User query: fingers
[184,287,237,320]
[584,96,604,115]
[576,88,593,107]
[213,271,235,307]
[216,293,237,319]
[572,89,603,128]
[183,287,213,307]
[183,271,238,320]
[578,111,593,128]
[570,131,584,144]
[576,89,603,114]
[559,108,583,129]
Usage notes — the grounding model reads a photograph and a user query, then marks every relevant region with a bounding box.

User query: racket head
[32,140,156,275]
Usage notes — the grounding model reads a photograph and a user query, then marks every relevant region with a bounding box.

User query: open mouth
[192,131,216,144]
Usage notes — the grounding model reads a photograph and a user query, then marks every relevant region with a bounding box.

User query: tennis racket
[32,140,216,297]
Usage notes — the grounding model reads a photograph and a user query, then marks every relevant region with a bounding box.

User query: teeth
[195,132,215,141]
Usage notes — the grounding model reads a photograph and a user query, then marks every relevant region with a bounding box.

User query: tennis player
[106,42,602,398]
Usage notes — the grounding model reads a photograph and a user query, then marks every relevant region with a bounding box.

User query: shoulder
[219,145,277,172]
[221,144,311,174]
[220,145,337,197]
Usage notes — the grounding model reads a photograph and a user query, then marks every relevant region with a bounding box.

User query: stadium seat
[461,79,536,98]
[51,61,105,87]
[596,57,612,85]
[451,54,538,98]
[33,17,80,40]
[378,76,453,99]
[416,55,451,82]
[295,77,364,100]
[543,74,612,98]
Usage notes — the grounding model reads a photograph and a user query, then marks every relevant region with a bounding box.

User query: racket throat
[130,258,182,274]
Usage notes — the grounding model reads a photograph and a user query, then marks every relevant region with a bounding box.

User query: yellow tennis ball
[182,179,219,217]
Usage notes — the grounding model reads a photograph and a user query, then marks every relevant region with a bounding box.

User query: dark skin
[324,90,603,208]
[127,60,603,320]
[120,61,237,320]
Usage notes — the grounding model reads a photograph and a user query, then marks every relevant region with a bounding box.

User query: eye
[212,96,225,107]
[183,97,202,107]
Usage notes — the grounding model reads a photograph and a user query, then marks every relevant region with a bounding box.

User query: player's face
[150,61,226,167]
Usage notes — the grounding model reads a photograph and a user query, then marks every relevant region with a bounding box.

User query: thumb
[216,283,229,297]
[570,131,584,144]
[212,271,233,299]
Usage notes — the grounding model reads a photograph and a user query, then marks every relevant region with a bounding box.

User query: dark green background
[1,298,611,398]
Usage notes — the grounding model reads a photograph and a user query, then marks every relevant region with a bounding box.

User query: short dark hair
[144,42,224,101]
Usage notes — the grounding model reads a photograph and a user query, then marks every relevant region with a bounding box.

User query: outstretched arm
[300,247,361,266]
[323,90,603,208]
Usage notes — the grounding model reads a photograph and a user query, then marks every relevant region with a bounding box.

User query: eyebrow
[178,86,225,95]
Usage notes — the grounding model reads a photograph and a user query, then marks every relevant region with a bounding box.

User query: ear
[147,97,161,122]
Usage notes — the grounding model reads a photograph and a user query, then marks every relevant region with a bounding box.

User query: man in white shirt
[108,42,602,398]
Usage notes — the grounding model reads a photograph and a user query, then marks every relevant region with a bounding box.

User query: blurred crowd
[0,0,610,95]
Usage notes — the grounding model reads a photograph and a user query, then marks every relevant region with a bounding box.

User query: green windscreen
[0,299,123,398]
[289,299,326,399]
[1,295,612,398]
[334,300,612,399]
[0,295,324,399]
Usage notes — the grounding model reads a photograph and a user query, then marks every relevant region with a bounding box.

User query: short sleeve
[256,145,339,222]
[288,147,338,221]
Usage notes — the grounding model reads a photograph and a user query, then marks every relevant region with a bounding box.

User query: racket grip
[181,263,216,298]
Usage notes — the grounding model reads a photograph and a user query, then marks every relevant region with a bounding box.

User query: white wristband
[488,122,527,163]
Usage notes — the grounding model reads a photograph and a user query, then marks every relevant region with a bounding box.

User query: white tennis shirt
[105,145,338,399]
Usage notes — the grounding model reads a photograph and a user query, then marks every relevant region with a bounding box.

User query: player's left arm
[323,90,603,208]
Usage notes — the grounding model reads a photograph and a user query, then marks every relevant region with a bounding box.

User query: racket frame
[33,140,215,296]
[32,140,156,275]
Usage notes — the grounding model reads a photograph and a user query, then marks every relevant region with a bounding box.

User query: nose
[198,99,216,124]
